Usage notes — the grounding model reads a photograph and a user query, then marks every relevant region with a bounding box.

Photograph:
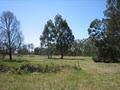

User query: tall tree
[40,19,55,59]
[104,0,120,61]
[54,14,74,59]
[88,19,108,62]
[0,11,23,60]
[88,0,120,62]
[40,14,74,59]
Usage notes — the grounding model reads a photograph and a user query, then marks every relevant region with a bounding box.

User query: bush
[19,64,44,73]
[0,63,82,74]
[92,56,120,63]
[18,64,62,73]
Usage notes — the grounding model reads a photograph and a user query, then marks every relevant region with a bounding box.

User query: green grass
[0,55,120,90]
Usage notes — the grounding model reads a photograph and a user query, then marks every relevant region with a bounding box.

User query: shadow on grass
[49,57,85,60]
[1,59,28,63]
[64,58,85,60]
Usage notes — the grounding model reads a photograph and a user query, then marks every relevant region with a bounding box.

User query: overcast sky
[0,0,106,47]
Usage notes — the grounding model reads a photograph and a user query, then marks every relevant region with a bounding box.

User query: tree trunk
[9,48,12,61]
[48,55,50,59]
[61,53,63,59]
[50,52,52,59]
[47,49,50,59]
[60,47,63,59]
[47,43,50,59]
[8,29,12,61]
[9,53,12,61]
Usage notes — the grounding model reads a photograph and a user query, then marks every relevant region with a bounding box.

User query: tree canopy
[40,14,74,59]
[88,0,120,62]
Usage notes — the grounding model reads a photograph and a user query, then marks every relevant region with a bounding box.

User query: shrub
[0,65,14,73]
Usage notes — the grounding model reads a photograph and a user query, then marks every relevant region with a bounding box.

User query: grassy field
[0,55,120,90]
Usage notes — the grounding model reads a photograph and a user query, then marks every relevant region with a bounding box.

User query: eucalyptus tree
[88,19,108,62]
[88,0,120,62]
[104,0,120,61]
[54,14,74,59]
[40,14,74,59]
[40,19,55,59]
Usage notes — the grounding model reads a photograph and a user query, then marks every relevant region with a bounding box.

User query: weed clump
[18,64,62,73]
[0,63,82,74]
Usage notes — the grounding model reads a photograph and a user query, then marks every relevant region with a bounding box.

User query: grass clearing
[0,55,120,90]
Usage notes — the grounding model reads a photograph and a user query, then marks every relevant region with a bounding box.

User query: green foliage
[88,0,120,62]
[88,19,109,62]
[71,39,97,56]
[40,19,55,59]
[34,47,40,55]
[54,14,74,59]
[17,44,29,55]
[40,14,74,59]
[104,0,120,61]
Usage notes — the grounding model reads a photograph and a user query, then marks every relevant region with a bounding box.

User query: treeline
[17,39,96,58]
[0,11,96,60]
[38,0,120,62]
[39,14,97,59]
